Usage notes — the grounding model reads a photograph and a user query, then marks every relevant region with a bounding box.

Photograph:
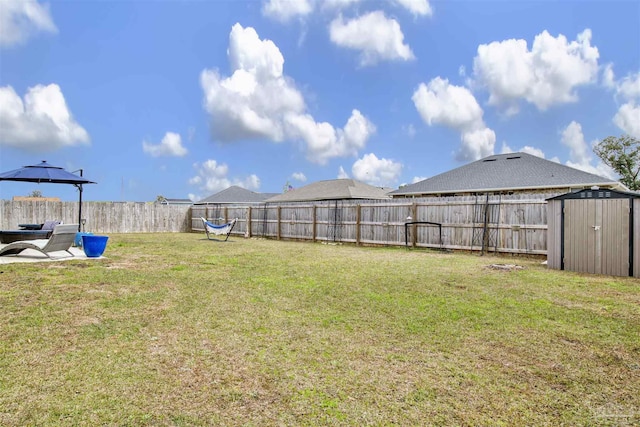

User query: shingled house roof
[195,186,278,205]
[158,198,193,205]
[265,179,391,203]
[389,152,625,197]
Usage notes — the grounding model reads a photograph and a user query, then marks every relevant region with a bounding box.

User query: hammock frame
[200,217,237,241]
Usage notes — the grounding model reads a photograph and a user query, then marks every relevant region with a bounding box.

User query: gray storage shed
[547,188,640,277]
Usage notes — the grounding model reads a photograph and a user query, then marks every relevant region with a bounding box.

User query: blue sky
[1,0,639,202]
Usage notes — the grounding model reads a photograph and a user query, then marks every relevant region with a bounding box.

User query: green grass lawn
[1,233,638,426]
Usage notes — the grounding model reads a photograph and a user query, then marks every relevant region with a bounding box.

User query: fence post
[247,206,252,238]
[411,203,417,248]
[277,206,281,240]
[312,205,317,242]
[5,197,551,254]
[356,204,361,245]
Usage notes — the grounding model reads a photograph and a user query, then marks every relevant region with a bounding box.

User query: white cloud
[0,84,89,151]
[201,24,303,142]
[601,67,640,138]
[201,23,374,163]
[411,176,426,183]
[189,159,261,194]
[142,132,188,157]
[561,121,616,179]
[412,77,495,161]
[337,166,350,179]
[604,66,640,101]
[613,102,640,138]
[243,174,261,190]
[566,160,616,180]
[616,72,640,101]
[329,11,415,66]
[227,25,289,82]
[412,77,483,130]
[561,121,592,165]
[292,172,307,182]
[0,0,57,47]
[187,126,196,141]
[392,0,432,16]
[403,123,416,138]
[602,63,616,89]
[285,109,375,164]
[262,0,313,22]
[342,109,376,147]
[323,0,361,10]
[500,142,513,154]
[264,0,432,20]
[473,29,599,112]
[351,153,403,186]
[502,142,547,159]
[459,128,496,162]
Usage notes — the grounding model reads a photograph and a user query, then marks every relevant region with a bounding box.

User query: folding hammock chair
[200,217,237,241]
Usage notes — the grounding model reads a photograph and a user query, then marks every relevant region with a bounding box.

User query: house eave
[390,181,627,197]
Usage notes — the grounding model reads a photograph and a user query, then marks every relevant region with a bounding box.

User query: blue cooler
[74,232,94,247]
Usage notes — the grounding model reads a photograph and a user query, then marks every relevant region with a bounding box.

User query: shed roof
[265,179,391,202]
[547,188,640,200]
[389,152,625,196]
[195,186,277,205]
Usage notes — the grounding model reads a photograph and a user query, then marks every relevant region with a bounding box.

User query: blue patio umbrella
[0,161,97,232]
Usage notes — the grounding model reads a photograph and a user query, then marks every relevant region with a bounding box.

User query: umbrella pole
[78,184,83,232]
[77,169,85,233]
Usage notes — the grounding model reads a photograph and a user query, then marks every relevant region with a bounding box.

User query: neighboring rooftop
[158,198,193,205]
[265,179,391,203]
[390,152,625,196]
[195,186,278,205]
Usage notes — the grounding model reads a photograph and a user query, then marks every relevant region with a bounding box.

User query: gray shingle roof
[390,152,624,196]
[265,179,391,202]
[160,198,193,205]
[195,186,277,204]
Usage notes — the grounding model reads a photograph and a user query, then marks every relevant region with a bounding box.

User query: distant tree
[28,190,43,198]
[156,195,167,203]
[593,135,640,191]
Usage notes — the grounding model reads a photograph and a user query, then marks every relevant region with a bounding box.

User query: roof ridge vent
[506,156,521,160]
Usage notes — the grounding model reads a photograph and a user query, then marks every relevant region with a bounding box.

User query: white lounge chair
[201,217,237,241]
[0,224,79,258]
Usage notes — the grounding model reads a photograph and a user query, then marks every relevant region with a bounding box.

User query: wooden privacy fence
[193,193,561,255]
[2,193,559,254]
[0,200,191,233]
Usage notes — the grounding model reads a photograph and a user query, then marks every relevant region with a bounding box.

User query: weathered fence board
[190,193,559,255]
[2,193,558,255]
[1,201,191,233]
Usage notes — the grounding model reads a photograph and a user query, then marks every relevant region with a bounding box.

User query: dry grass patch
[0,233,638,426]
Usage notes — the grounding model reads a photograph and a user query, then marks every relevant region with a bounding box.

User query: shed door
[564,199,629,276]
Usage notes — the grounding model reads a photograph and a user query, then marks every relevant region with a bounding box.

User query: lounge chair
[42,219,62,231]
[2,220,63,243]
[201,217,237,241]
[17,219,61,232]
[0,224,79,258]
